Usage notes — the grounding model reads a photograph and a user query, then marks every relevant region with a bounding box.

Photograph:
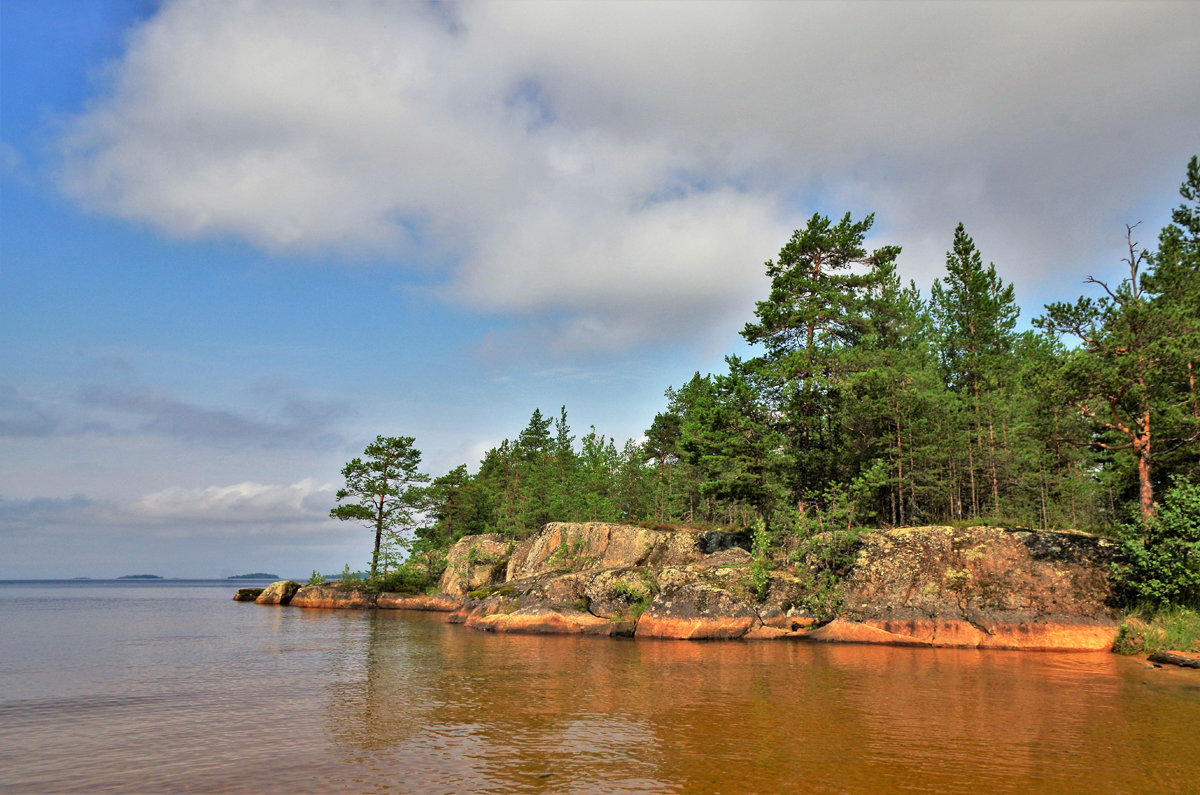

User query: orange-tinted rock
[254,580,301,605]
[468,606,635,636]
[805,619,930,646]
[634,583,761,640]
[636,614,758,640]
[289,584,376,609]
[804,618,1117,651]
[743,625,803,640]
[447,598,508,625]
[376,593,462,611]
[837,526,1119,625]
[809,525,1123,651]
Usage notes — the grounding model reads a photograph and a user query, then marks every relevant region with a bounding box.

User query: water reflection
[321,613,1200,793]
[6,579,1197,794]
[321,612,670,792]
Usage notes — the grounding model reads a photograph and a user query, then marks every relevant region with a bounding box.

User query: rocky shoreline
[232,521,1200,662]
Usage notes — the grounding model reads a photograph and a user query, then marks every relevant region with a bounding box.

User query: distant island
[117,574,163,579]
[227,573,280,580]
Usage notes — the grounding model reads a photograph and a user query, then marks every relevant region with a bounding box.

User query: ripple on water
[2,585,1199,793]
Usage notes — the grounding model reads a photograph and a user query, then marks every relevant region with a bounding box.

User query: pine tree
[1145,156,1200,483]
[1038,225,1164,526]
[742,211,900,498]
[330,435,429,580]
[929,224,1019,518]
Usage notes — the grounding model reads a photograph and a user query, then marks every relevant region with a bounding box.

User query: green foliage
[610,577,650,602]
[376,560,442,595]
[1114,607,1200,654]
[748,523,774,602]
[467,584,517,600]
[549,538,594,570]
[329,157,1198,584]
[606,572,657,617]
[1113,478,1200,608]
[338,564,366,587]
[330,435,429,581]
[788,485,869,618]
[742,211,900,500]
[307,570,326,585]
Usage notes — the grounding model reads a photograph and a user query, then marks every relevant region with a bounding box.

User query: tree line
[332,157,1199,606]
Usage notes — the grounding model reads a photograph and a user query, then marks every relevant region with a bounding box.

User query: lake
[1,580,1198,793]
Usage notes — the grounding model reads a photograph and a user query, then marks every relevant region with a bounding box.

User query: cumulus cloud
[58,0,1200,351]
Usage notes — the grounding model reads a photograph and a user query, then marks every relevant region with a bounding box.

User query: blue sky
[2,0,1198,578]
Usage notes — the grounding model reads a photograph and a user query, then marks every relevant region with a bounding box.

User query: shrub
[748,523,773,602]
[339,564,367,587]
[1113,478,1200,609]
[376,562,440,594]
[307,570,326,585]
[1114,608,1200,654]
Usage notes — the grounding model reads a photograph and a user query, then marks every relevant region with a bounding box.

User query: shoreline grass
[1114,607,1200,655]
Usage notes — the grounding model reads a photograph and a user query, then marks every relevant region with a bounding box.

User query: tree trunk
[1134,408,1154,527]
[371,495,385,581]
[968,447,978,518]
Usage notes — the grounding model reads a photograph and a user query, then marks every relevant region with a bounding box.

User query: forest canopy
[348,157,1200,604]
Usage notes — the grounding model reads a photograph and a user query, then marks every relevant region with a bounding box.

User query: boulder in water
[254,580,300,605]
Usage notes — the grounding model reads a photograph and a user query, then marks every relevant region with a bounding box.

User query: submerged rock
[1147,651,1200,669]
[254,580,300,605]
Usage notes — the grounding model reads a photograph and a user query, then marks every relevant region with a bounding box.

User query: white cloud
[58,0,1200,351]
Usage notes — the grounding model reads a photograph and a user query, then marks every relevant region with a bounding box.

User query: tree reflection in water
[316,611,1200,793]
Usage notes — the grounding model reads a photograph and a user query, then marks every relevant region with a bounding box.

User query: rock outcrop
[254,580,300,605]
[437,534,512,597]
[635,581,762,640]
[233,587,265,602]
[447,529,780,640]
[266,522,1127,652]
[810,526,1121,651]
[289,583,376,609]
[505,521,748,581]
[376,592,462,611]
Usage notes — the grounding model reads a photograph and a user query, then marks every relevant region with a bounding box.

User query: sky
[2,0,1197,579]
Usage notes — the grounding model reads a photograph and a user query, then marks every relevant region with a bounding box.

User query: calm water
[1,581,1198,794]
